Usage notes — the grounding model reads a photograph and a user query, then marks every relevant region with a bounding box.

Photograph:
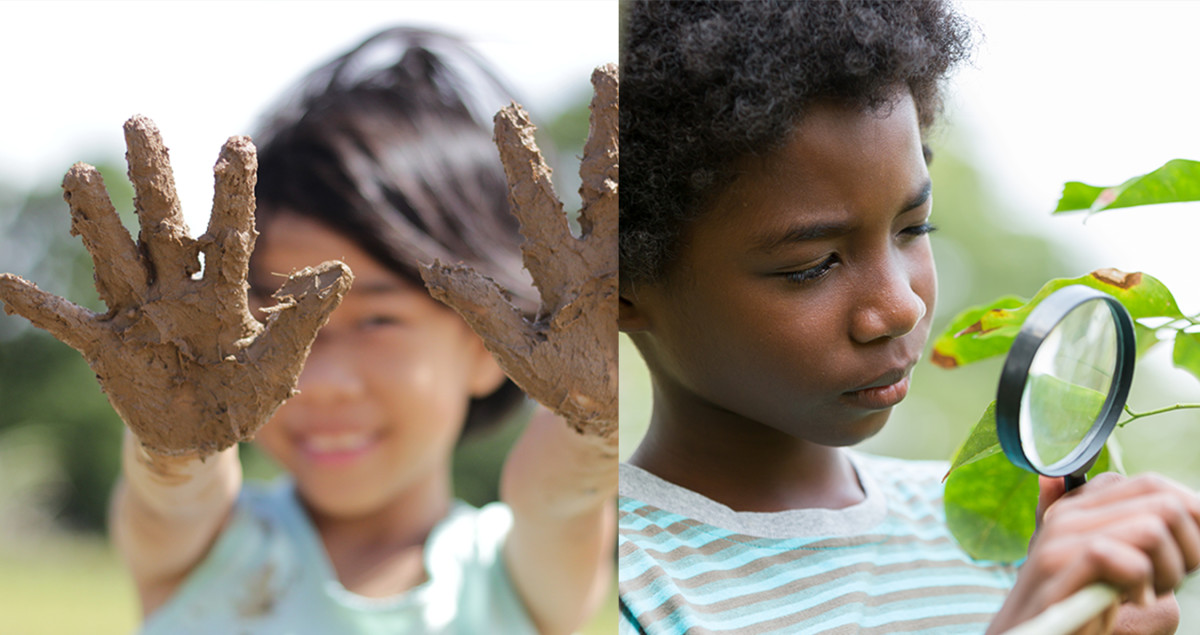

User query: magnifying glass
[995,285,1136,635]
[996,284,1135,492]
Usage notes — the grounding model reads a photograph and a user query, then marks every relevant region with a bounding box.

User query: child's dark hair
[620,0,974,285]
[251,27,535,436]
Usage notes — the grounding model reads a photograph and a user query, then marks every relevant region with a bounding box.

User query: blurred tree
[0,162,131,532]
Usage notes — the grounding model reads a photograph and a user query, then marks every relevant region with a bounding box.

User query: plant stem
[1118,403,1200,427]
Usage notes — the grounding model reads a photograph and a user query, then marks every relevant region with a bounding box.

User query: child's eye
[901,222,938,238]
[360,315,406,329]
[783,255,838,284]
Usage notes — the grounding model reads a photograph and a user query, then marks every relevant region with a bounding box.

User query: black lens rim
[995,285,1136,478]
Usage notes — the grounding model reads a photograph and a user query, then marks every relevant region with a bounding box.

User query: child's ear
[465,332,507,398]
[618,293,651,333]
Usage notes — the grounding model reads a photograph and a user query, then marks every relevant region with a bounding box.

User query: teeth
[305,433,372,453]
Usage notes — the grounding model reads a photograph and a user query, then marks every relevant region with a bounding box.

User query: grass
[0,533,617,634]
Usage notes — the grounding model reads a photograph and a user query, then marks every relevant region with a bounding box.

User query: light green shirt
[141,479,536,634]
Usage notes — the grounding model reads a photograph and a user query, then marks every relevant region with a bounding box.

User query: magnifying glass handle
[1001,583,1119,635]
[1064,472,1088,492]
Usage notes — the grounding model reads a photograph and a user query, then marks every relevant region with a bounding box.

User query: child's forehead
[698,92,926,224]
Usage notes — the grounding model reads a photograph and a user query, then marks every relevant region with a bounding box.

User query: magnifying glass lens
[1018,298,1119,471]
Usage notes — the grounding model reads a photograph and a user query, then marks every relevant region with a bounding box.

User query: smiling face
[249,214,505,519]
[625,91,936,448]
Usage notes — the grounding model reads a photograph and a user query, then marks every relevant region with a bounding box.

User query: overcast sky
[949,1,1200,309]
[0,0,617,231]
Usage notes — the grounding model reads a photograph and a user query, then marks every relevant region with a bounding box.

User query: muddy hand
[420,64,618,440]
[0,115,352,458]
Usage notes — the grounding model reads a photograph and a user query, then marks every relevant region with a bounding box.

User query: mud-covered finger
[62,163,148,310]
[203,136,258,292]
[578,64,618,270]
[124,115,199,283]
[420,260,533,358]
[494,104,587,313]
[0,274,103,353]
[248,261,353,384]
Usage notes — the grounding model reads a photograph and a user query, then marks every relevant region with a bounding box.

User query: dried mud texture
[0,115,353,458]
[420,64,618,440]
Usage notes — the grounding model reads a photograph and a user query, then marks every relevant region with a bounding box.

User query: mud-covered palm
[420,65,617,440]
[0,116,352,457]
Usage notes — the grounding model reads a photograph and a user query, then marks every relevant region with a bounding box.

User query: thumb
[247,261,353,408]
[0,273,102,354]
[1037,475,1067,530]
[419,259,532,356]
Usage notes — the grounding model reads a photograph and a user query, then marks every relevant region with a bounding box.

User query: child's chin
[798,409,895,448]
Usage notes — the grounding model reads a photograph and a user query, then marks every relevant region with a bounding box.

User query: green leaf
[931,269,1182,369]
[946,401,1001,477]
[1172,331,1200,384]
[945,445,1113,561]
[1135,322,1163,359]
[931,296,1024,368]
[1054,181,1108,213]
[1024,374,1107,467]
[1053,159,1200,214]
[945,452,1038,561]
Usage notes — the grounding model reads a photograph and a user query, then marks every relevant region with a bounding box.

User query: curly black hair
[620,0,975,284]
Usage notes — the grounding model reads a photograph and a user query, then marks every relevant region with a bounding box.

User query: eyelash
[902,222,938,238]
[783,223,937,284]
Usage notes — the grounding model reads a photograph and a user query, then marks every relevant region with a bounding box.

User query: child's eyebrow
[902,180,934,216]
[751,179,932,254]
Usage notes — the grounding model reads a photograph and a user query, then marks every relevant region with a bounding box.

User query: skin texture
[250,213,505,595]
[620,91,1199,634]
[624,93,935,512]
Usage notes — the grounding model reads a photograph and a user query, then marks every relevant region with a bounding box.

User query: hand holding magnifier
[995,285,1135,634]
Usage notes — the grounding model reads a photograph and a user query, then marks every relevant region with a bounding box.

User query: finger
[202,135,258,289]
[1037,475,1068,529]
[1064,474,1200,523]
[419,260,533,360]
[1112,592,1179,635]
[1057,537,1154,607]
[62,162,147,310]
[0,274,103,353]
[124,115,199,284]
[577,64,618,270]
[493,103,586,313]
[247,261,353,423]
[1059,502,1193,595]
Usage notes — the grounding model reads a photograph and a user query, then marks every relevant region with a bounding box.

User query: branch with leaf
[936,159,1200,560]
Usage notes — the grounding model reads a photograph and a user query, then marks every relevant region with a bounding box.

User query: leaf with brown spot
[932,269,1182,370]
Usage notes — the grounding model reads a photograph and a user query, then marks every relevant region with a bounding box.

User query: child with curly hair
[618,2,1198,633]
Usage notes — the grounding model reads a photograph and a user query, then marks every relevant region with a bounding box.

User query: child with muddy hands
[617,2,1199,634]
[0,29,616,634]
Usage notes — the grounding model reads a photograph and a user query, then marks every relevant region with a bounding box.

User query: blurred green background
[0,88,617,634]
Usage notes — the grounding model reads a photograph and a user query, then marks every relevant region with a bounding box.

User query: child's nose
[294,339,366,403]
[850,266,927,343]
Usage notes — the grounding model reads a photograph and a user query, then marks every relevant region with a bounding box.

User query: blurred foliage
[0,162,131,532]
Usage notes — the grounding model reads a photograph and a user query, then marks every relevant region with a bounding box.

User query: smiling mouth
[298,431,379,465]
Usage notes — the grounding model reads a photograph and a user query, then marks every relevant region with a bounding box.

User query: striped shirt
[618,452,1018,634]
